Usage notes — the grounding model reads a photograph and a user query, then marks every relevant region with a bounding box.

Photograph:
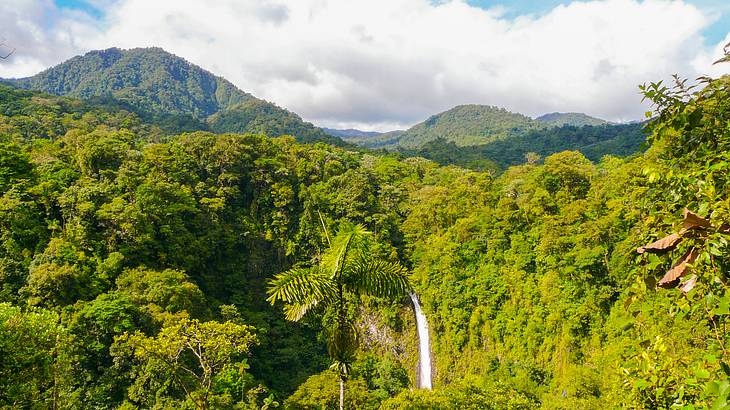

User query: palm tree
[267,221,410,410]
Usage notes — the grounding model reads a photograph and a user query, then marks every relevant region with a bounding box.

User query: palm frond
[343,257,411,299]
[283,298,321,321]
[266,267,336,306]
[321,222,371,279]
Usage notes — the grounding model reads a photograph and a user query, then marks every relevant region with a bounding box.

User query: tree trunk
[52,322,60,410]
[339,377,344,410]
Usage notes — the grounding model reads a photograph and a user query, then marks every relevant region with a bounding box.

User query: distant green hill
[346,130,405,148]
[5,47,344,146]
[536,112,609,127]
[322,128,384,139]
[344,104,644,169]
[352,106,620,152]
[370,105,541,149]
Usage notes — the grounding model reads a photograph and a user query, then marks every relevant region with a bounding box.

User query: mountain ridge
[8,47,252,118]
[3,47,645,165]
[349,105,640,156]
[380,104,541,149]
[4,47,346,146]
[536,112,609,127]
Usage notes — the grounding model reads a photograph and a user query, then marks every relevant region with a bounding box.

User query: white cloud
[0,0,98,77]
[1,0,728,130]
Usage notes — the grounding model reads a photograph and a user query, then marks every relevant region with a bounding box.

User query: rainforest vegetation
[396,121,646,172]
[0,43,729,409]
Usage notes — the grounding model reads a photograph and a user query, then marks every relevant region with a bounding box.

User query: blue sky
[54,0,105,18]
[464,0,730,44]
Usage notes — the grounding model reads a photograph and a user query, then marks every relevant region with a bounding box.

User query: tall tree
[116,318,257,409]
[267,221,410,410]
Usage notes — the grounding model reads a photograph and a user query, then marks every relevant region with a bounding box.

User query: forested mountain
[3,47,344,146]
[535,112,609,127]
[2,45,730,410]
[364,104,542,149]
[349,105,645,171]
[9,47,252,118]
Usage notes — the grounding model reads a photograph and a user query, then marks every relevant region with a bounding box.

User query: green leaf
[695,368,711,379]
[715,302,730,316]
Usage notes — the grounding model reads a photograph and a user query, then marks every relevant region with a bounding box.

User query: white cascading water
[410,293,432,389]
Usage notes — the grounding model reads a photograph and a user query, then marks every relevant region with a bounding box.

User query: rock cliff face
[357,300,433,389]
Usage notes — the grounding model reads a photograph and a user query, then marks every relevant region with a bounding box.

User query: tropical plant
[115,318,257,409]
[267,222,410,410]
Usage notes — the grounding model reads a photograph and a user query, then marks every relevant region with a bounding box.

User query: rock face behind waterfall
[410,293,433,389]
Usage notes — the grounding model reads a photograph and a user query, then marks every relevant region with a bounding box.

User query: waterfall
[410,293,432,389]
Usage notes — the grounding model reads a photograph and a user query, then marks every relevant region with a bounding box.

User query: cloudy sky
[1,0,729,131]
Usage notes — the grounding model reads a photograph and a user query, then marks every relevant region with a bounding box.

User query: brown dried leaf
[637,232,683,254]
[679,275,697,293]
[683,208,713,231]
[658,248,699,288]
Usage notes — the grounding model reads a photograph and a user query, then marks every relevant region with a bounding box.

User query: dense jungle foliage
[398,70,730,409]
[397,122,646,171]
[1,51,729,409]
